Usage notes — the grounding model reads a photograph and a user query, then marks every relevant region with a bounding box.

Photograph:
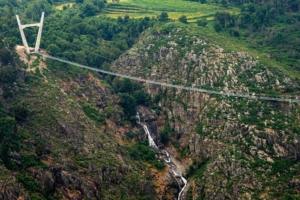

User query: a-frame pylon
[16,12,44,54]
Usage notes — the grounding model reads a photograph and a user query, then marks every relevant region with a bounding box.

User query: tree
[47,44,60,55]
[159,123,171,145]
[1,136,11,167]
[0,65,16,84]
[133,90,149,105]
[119,93,136,117]
[229,28,240,37]
[117,16,123,23]
[9,102,29,122]
[197,19,207,27]
[124,15,130,23]
[214,22,223,32]
[112,78,133,93]
[158,12,169,22]
[178,15,188,23]
[159,130,169,145]
[80,2,98,17]
[0,116,15,140]
[215,11,232,28]
[221,0,228,7]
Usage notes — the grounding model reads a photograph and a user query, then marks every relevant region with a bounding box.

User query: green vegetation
[195,122,203,135]
[270,158,295,176]
[81,104,106,124]
[101,0,236,22]
[125,142,165,170]
[20,154,47,169]
[159,123,171,145]
[186,158,209,178]
[178,15,188,24]
[109,77,150,122]
[16,174,42,193]
[0,4,157,197]
[0,0,300,199]
[210,0,300,75]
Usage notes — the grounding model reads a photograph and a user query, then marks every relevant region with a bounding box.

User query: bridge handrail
[36,52,300,103]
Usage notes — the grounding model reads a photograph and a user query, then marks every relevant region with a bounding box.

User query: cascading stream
[136,112,187,200]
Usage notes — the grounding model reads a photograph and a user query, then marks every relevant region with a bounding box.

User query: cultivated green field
[102,0,238,22]
[55,2,75,10]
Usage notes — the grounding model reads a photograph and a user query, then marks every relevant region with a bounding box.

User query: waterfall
[136,112,187,200]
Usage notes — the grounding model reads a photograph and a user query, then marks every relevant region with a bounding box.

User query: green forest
[210,0,300,70]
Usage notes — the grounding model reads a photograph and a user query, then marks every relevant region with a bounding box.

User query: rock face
[137,106,158,122]
[111,25,300,199]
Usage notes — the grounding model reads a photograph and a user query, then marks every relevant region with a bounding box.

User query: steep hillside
[1,0,300,199]
[0,42,181,199]
[111,22,300,199]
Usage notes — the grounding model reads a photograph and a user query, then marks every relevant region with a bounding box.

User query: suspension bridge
[16,13,300,103]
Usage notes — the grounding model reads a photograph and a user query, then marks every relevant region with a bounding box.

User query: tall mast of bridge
[16,12,44,54]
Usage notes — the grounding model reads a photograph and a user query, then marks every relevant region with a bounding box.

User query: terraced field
[102,0,238,22]
[55,2,75,10]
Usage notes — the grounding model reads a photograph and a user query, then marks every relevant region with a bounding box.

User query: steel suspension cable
[35,52,300,103]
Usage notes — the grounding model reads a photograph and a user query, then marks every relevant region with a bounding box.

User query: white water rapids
[136,112,187,200]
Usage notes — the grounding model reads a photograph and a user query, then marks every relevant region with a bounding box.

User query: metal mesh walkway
[36,52,300,103]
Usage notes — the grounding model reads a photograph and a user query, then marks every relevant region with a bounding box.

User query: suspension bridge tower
[16,12,44,54]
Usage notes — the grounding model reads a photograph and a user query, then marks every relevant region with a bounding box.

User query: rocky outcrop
[110,25,300,199]
[0,180,23,200]
[137,106,157,122]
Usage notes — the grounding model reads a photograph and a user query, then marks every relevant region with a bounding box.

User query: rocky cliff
[110,22,300,199]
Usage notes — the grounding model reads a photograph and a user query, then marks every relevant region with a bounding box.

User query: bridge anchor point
[16,12,44,54]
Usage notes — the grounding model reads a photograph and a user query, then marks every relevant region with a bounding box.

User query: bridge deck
[35,52,300,103]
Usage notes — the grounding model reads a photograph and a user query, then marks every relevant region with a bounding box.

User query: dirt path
[15,45,47,73]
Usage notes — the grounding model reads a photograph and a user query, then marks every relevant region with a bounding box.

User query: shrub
[20,154,46,169]
[0,49,12,65]
[230,29,240,37]
[16,174,41,193]
[158,12,169,22]
[133,90,150,106]
[125,143,165,170]
[0,65,17,84]
[195,122,202,134]
[159,130,169,145]
[179,15,188,24]
[81,104,106,124]
[214,22,223,32]
[197,19,207,27]
[9,102,29,122]
[119,93,137,117]
[271,159,294,175]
